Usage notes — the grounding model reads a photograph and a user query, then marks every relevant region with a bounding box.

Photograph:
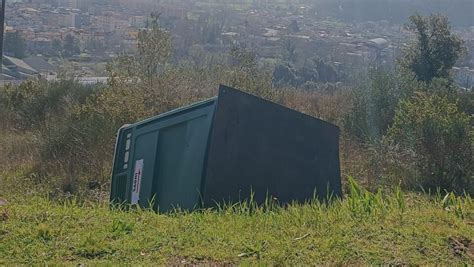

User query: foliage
[388,92,473,194]
[312,57,338,83]
[283,38,298,63]
[298,57,337,85]
[0,79,109,191]
[38,93,124,191]
[0,79,94,130]
[273,57,339,88]
[51,39,62,56]
[298,61,319,84]
[272,63,297,87]
[400,14,465,82]
[344,69,418,141]
[225,54,275,99]
[342,14,471,193]
[229,45,258,72]
[4,31,26,59]
[107,13,172,95]
[136,12,172,85]
[85,39,106,55]
[347,14,467,144]
[62,34,81,58]
[457,89,474,116]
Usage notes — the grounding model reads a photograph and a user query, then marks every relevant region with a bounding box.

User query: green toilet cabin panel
[110,98,217,212]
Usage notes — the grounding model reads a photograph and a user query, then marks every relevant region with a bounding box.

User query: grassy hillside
[0,29,472,263]
[1,173,472,265]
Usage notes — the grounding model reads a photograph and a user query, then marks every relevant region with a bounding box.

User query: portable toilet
[110,85,341,212]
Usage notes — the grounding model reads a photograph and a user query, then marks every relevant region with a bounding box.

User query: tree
[347,14,468,143]
[229,45,257,72]
[298,57,338,84]
[299,59,319,83]
[273,63,297,87]
[137,12,172,86]
[62,34,80,57]
[400,14,465,82]
[225,45,273,98]
[388,92,473,194]
[51,39,62,56]
[313,57,338,83]
[284,38,297,63]
[344,70,413,141]
[106,12,172,107]
[4,31,26,58]
[85,39,105,55]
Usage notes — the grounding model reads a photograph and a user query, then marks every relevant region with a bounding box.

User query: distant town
[3,0,474,89]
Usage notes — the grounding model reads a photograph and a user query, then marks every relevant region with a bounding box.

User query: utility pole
[0,0,6,79]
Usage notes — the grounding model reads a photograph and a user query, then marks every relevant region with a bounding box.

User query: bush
[344,69,418,142]
[0,79,106,192]
[344,71,391,141]
[35,83,150,192]
[0,79,94,130]
[388,92,473,194]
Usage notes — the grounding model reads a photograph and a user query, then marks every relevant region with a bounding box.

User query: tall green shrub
[388,92,473,194]
[0,79,94,130]
[344,69,418,141]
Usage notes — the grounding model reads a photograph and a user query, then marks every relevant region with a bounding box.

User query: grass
[0,174,472,265]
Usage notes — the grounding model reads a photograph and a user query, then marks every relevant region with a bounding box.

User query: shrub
[388,92,473,194]
[35,83,150,192]
[0,79,94,130]
[344,69,418,142]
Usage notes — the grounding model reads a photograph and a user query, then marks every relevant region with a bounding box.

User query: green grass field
[0,173,472,265]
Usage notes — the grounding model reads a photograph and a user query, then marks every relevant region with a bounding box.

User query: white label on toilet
[131,159,144,205]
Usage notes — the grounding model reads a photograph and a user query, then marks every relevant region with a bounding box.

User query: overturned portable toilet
[110,85,341,212]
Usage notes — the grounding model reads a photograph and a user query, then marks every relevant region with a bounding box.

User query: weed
[346,176,388,219]
[111,219,134,238]
[36,223,52,242]
[75,234,113,259]
[440,192,471,219]
[238,241,268,259]
[392,185,406,213]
